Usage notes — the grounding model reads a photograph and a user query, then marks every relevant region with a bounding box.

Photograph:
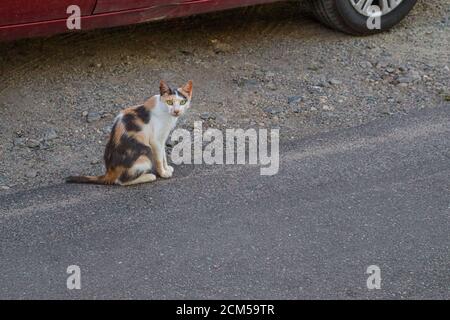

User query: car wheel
[309,0,418,35]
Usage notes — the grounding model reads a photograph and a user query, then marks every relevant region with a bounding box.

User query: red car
[0,0,418,42]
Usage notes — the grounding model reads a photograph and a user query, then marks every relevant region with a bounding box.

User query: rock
[25,170,38,178]
[288,95,303,105]
[322,105,335,111]
[90,159,100,165]
[310,107,318,111]
[82,111,88,117]
[211,39,233,54]
[376,60,389,69]
[291,106,303,113]
[200,112,215,120]
[13,138,26,147]
[329,79,342,85]
[264,107,283,115]
[103,125,113,134]
[0,186,10,190]
[180,49,194,56]
[43,128,58,141]
[308,65,321,71]
[266,81,277,91]
[360,61,373,69]
[397,69,421,84]
[386,67,396,73]
[397,76,415,84]
[240,79,258,88]
[309,86,324,93]
[86,112,101,123]
[26,139,40,149]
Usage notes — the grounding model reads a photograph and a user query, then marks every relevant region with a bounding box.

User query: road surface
[0,106,449,299]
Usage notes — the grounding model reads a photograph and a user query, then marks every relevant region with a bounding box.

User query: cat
[66,80,193,186]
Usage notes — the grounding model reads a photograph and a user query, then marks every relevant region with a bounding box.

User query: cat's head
[159,80,193,117]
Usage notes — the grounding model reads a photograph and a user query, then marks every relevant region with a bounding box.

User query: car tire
[309,0,418,35]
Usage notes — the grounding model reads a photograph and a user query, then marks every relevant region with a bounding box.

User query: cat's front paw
[159,169,173,179]
[166,165,174,174]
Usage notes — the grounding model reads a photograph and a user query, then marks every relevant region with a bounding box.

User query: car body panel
[94,0,177,13]
[0,0,96,26]
[0,0,281,42]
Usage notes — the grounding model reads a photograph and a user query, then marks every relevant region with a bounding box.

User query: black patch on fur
[122,113,141,132]
[135,106,151,124]
[104,134,152,169]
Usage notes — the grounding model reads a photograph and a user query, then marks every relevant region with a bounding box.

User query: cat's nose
[173,110,180,116]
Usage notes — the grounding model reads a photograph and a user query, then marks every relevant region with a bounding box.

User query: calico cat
[66,80,193,186]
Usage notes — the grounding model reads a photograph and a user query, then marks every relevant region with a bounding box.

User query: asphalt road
[0,106,449,299]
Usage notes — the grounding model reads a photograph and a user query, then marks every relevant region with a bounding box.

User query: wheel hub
[350,0,404,17]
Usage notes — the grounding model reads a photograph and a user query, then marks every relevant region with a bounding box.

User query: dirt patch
[0,0,449,192]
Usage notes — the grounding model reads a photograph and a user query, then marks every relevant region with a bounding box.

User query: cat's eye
[180,100,187,106]
[166,100,174,106]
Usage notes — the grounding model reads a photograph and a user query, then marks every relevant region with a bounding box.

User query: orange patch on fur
[144,96,157,110]
[113,121,126,145]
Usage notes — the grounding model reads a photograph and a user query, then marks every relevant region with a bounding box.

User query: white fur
[143,94,191,178]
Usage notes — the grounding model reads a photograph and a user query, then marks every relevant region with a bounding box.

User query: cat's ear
[160,80,171,96]
[182,80,193,98]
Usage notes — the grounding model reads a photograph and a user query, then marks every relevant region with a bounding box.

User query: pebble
[25,170,38,178]
[13,138,26,147]
[0,186,10,190]
[322,105,335,111]
[360,61,373,69]
[86,112,101,123]
[200,112,215,120]
[329,79,342,85]
[241,79,258,88]
[291,106,303,113]
[103,125,113,134]
[266,81,277,91]
[26,139,40,149]
[211,39,233,54]
[43,128,58,141]
[398,70,421,84]
[288,95,303,105]
[264,107,283,115]
[376,60,392,69]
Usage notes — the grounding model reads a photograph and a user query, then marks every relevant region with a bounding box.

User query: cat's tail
[66,174,113,185]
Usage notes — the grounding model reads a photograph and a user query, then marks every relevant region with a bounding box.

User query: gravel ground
[0,0,449,192]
